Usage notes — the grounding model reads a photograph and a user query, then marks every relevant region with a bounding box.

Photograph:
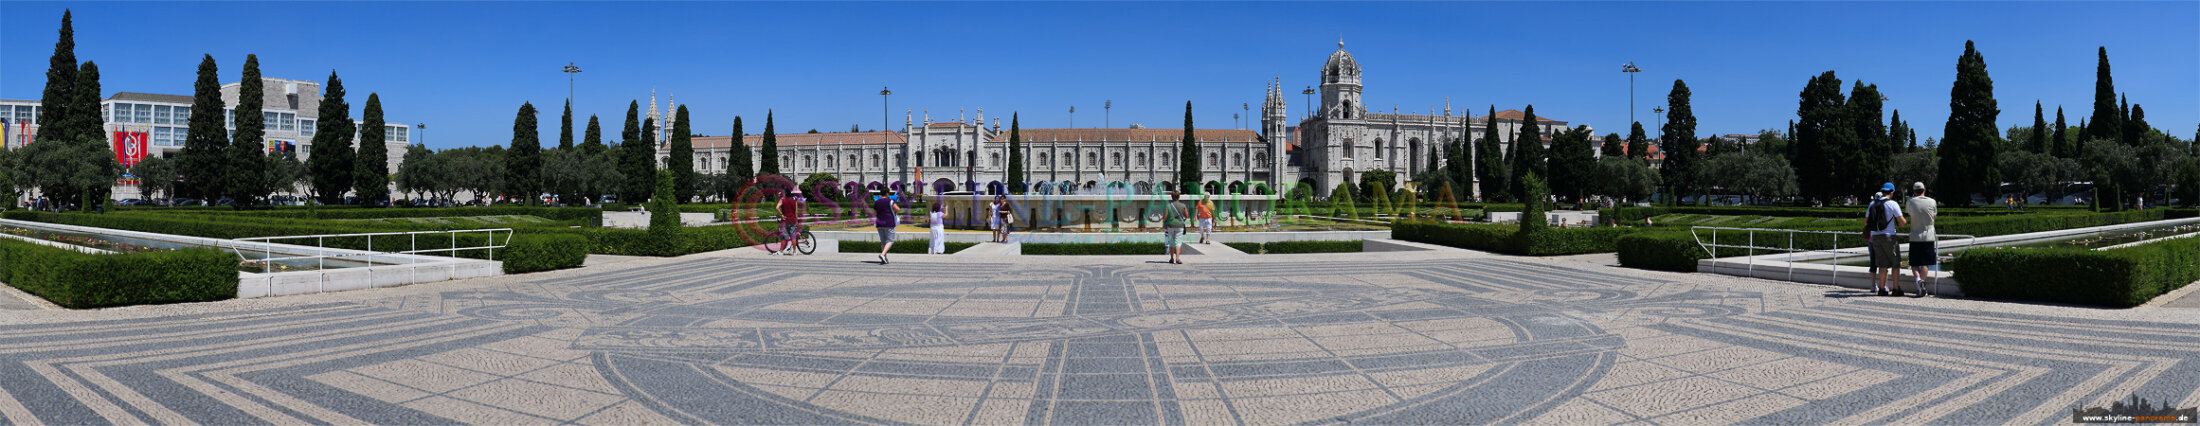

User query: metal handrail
[1690,226,1977,283]
[231,228,513,294]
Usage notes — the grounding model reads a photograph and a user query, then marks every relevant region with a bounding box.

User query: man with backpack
[1865,183,1908,296]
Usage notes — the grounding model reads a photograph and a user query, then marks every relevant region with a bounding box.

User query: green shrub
[0,239,235,309]
[1023,242,1166,255]
[839,240,977,254]
[1223,242,1263,253]
[501,234,589,273]
[1392,220,1632,256]
[1517,227,1635,255]
[1259,240,1363,254]
[1615,231,1707,272]
[1956,237,2200,307]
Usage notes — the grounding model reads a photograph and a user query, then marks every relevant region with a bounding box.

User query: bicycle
[772,223,817,255]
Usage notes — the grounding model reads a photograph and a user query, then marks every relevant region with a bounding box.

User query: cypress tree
[505,102,542,205]
[1794,72,1849,203]
[2029,101,2048,154]
[308,71,354,205]
[2086,47,2120,143]
[582,115,604,155]
[1600,132,1624,158]
[37,10,75,146]
[759,110,780,175]
[1178,101,1201,193]
[1626,122,1648,160]
[70,61,113,211]
[1509,105,1546,201]
[618,101,651,204]
[2125,104,2148,147]
[1447,136,1470,199]
[180,55,227,200]
[1850,82,1889,194]
[1007,113,1025,193]
[559,100,574,150]
[228,54,267,208]
[1659,80,1698,204]
[1476,106,1508,201]
[1936,40,2001,207]
[356,94,389,206]
[2052,107,2070,158]
[729,116,751,184]
[670,105,695,203]
[1889,110,1907,154]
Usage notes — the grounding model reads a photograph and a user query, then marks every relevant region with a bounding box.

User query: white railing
[232,228,512,278]
[1690,226,1976,283]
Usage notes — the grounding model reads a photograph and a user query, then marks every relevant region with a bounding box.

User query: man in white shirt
[1865,183,1908,296]
[1904,182,1939,297]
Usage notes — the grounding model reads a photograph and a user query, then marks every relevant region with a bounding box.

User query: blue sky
[4,1,2195,150]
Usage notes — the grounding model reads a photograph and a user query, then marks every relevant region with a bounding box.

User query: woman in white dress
[928,202,947,254]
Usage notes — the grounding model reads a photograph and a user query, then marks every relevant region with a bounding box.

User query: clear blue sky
[4,1,2195,150]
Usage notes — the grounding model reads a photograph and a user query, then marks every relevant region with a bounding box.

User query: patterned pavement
[2,248,2199,425]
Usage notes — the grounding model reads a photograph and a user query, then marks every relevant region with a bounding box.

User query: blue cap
[1881,182,1896,192]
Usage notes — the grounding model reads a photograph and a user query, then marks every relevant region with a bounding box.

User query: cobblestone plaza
[3,245,2198,425]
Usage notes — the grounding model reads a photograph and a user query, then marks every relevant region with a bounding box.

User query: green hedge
[501,234,590,273]
[3,210,617,270]
[1223,242,1264,253]
[1614,232,1708,272]
[0,239,236,309]
[581,225,775,257]
[1256,240,1363,254]
[839,240,977,254]
[1391,221,1637,256]
[1956,236,2200,307]
[1023,242,1166,255]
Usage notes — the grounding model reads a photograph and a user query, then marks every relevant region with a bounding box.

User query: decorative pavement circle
[2,252,2199,425]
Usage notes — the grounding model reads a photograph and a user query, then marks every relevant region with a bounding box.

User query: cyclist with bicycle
[776,193,803,255]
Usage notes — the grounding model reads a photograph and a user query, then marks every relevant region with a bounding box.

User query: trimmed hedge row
[0,238,236,308]
[1023,242,1166,255]
[147,206,605,222]
[1956,236,2200,307]
[1614,232,1708,272]
[838,240,979,254]
[501,234,590,273]
[1390,221,1637,256]
[1240,241,1355,254]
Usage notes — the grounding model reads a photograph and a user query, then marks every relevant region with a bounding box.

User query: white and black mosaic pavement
[2,248,2199,425]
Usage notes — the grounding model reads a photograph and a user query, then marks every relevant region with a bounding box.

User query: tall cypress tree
[228,54,267,208]
[1936,40,2001,207]
[1178,101,1201,192]
[669,105,695,203]
[2125,104,2148,147]
[1888,110,1907,154]
[618,101,651,203]
[729,116,751,185]
[70,61,113,211]
[2085,47,2120,143]
[505,102,541,205]
[308,71,354,204]
[36,10,75,146]
[2029,101,2048,154]
[356,93,389,206]
[1600,132,1624,158]
[559,100,575,150]
[1476,106,1508,200]
[1849,82,1889,194]
[181,55,227,200]
[1660,80,1698,203]
[1626,122,1648,160]
[582,115,604,155]
[2052,107,2070,158]
[760,110,780,175]
[1794,72,1848,203]
[1007,113,1025,193]
[1447,136,1470,199]
[1509,105,1548,202]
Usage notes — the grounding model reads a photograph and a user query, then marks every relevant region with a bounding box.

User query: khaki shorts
[1869,235,1900,268]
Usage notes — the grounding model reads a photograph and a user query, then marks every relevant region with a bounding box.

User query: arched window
[718,156,728,170]
[870,154,881,168]
[1206,152,1217,167]
[845,155,856,169]
[803,155,814,169]
[1111,152,1122,167]
[1161,153,1170,166]
[826,156,836,169]
[966,150,976,167]
[1136,153,1147,167]
[1343,139,1356,159]
[700,156,711,170]
[1040,153,1051,167]
[1086,152,1097,167]
[990,152,1001,167]
[1256,152,1270,168]
[1231,153,1243,167]
[1062,153,1073,167]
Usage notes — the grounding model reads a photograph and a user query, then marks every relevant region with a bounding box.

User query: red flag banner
[112,130,148,168]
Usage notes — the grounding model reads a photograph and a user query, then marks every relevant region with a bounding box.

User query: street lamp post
[1242,103,1249,129]
[1653,106,1665,139]
[879,86,891,132]
[1104,100,1111,129]
[1302,86,1316,119]
[1069,106,1075,129]
[561,63,582,104]
[1622,62,1641,127]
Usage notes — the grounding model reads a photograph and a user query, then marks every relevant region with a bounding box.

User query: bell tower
[1320,39,1363,120]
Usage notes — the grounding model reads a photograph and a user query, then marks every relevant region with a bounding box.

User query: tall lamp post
[1104,100,1111,129]
[1621,62,1641,126]
[878,86,891,132]
[1242,103,1250,129]
[1653,106,1665,139]
[1069,106,1075,129]
[561,63,582,104]
[1301,86,1316,119]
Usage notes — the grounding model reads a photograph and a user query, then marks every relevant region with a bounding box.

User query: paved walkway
[2,243,2198,425]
